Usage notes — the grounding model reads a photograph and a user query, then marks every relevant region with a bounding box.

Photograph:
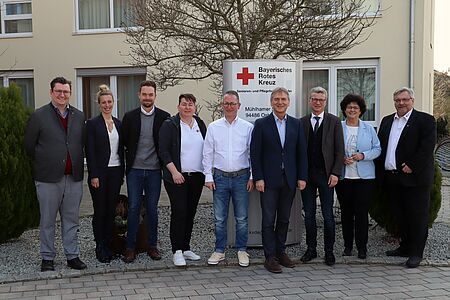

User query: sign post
[223,59,304,247]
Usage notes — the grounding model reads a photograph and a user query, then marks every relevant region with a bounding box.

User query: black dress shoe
[264,257,282,273]
[406,256,422,268]
[300,249,317,263]
[343,248,352,256]
[67,257,87,270]
[325,252,336,266]
[276,252,295,268]
[357,251,367,259]
[385,247,409,257]
[41,259,55,272]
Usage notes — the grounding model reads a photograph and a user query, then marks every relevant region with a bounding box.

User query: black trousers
[335,178,375,252]
[260,174,295,258]
[88,166,123,245]
[385,172,430,258]
[164,172,205,253]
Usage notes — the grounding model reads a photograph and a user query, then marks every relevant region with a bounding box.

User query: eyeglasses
[223,102,239,107]
[394,98,412,104]
[53,89,71,96]
[346,105,360,110]
[310,97,326,103]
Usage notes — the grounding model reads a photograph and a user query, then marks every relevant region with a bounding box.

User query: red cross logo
[236,67,254,85]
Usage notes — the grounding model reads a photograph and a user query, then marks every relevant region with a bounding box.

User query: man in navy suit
[250,87,308,273]
[376,87,436,268]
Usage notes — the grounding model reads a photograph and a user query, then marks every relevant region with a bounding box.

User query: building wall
[0,0,434,122]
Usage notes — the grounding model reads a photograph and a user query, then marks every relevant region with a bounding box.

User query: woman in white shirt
[159,94,207,266]
[336,94,381,260]
[86,85,124,263]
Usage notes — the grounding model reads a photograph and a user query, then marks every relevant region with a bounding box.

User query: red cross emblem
[236,67,254,85]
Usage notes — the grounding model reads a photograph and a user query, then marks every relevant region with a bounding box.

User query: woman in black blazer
[86,85,124,263]
[159,93,206,267]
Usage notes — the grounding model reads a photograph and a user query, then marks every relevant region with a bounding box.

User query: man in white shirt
[376,87,436,268]
[203,90,254,267]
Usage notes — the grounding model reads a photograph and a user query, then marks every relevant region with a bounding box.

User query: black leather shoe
[264,257,282,273]
[357,251,367,259]
[343,248,352,256]
[385,247,408,257]
[405,256,422,268]
[276,252,295,268]
[325,252,336,266]
[300,249,317,263]
[41,259,55,272]
[67,257,87,270]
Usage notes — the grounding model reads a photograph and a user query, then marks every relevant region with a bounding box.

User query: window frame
[74,0,134,34]
[0,0,32,37]
[1,70,35,107]
[303,59,380,127]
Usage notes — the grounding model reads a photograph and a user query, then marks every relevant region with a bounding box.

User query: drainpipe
[409,0,415,88]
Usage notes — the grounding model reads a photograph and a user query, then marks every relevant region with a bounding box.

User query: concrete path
[0,264,449,299]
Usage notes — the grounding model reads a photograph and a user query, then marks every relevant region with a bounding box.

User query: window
[303,59,379,126]
[76,67,146,120]
[0,0,32,36]
[1,71,35,108]
[76,0,134,31]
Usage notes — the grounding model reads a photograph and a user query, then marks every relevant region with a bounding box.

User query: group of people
[24,76,436,274]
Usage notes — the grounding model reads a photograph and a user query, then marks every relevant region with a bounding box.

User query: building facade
[0,0,434,124]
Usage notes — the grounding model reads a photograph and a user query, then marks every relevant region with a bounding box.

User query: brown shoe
[122,248,136,263]
[277,252,295,268]
[264,257,282,273]
[147,247,161,260]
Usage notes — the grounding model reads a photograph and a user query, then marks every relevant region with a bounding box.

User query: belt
[385,170,399,174]
[182,172,203,177]
[213,168,249,177]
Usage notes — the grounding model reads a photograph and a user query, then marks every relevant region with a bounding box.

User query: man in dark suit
[376,87,436,268]
[24,76,87,272]
[300,86,344,266]
[250,87,308,273]
[121,80,170,263]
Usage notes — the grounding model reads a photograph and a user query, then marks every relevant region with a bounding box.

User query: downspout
[409,0,415,88]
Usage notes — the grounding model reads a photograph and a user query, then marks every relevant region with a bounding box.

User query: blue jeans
[213,171,250,252]
[301,171,335,253]
[126,168,162,249]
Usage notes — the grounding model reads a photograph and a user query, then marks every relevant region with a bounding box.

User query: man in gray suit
[300,86,344,266]
[25,77,87,272]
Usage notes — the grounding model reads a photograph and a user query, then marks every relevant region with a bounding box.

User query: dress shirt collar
[273,113,287,122]
[51,101,69,118]
[310,111,324,120]
[141,105,155,116]
[394,109,412,121]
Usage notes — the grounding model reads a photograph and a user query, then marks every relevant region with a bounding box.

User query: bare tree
[124,0,379,90]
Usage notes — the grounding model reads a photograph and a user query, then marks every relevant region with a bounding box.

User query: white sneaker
[207,252,225,265]
[173,250,186,266]
[183,250,201,261]
[237,251,250,267]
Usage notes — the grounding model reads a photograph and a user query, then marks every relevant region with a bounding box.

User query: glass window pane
[0,77,4,87]
[5,19,32,33]
[114,0,134,27]
[78,0,110,29]
[9,78,35,108]
[302,69,329,115]
[117,75,146,120]
[6,3,32,15]
[337,68,376,121]
[83,77,110,120]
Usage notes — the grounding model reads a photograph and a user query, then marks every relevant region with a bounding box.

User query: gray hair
[224,90,240,102]
[393,87,415,99]
[270,87,290,101]
[309,86,328,99]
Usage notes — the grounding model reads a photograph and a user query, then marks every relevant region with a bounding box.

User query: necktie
[313,116,320,133]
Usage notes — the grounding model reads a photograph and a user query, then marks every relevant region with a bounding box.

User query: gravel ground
[1,204,449,283]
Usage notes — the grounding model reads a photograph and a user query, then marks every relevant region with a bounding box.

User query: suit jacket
[250,113,307,190]
[159,113,207,183]
[24,103,85,182]
[121,106,170,174]
[300,112,344,178]
[85,114,124,180]
[376,109,436,186]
